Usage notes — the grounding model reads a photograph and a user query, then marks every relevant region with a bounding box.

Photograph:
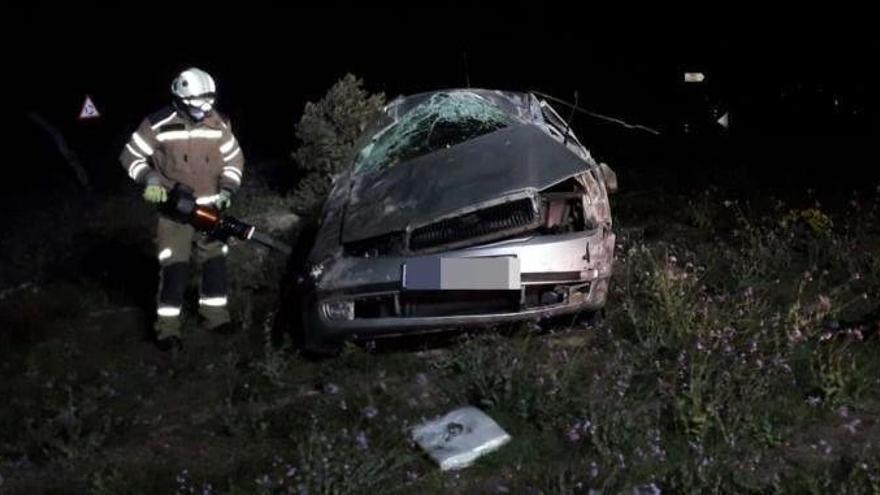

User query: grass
[0,179,878,493]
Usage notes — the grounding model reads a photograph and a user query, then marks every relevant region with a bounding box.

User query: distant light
[717,111,729,129]
[684,72,706,83]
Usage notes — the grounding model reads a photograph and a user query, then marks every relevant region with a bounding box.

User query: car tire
[295,290,342,357]
[537,308,604,332]
[578,308,605,328]
[273,217,342,357]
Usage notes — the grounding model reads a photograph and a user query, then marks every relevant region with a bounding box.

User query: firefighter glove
[144,184,168,203]
[216,189,232,210]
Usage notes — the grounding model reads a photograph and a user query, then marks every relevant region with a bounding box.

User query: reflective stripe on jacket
[119,105,245,197]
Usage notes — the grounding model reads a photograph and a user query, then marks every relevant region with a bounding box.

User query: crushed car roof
[341,89,595,244]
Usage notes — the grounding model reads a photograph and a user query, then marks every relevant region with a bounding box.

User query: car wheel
[272,217,341,357]
[294,290,342,357]
[538,308,604,332]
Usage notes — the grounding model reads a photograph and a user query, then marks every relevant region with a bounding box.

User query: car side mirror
[598,162,618,194]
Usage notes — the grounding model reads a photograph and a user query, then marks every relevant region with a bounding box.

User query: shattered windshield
[355,91,519,174]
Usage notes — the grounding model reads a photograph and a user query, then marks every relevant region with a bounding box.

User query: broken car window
[355,91,519,174]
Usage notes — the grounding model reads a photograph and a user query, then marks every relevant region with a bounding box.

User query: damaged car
[295,89,617,352]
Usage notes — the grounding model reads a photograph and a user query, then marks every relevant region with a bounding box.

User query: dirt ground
[1,163,879,493]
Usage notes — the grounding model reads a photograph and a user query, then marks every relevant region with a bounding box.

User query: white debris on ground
[411,406,511,471]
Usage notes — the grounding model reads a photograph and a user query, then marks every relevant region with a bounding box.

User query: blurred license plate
[403,256,520,290]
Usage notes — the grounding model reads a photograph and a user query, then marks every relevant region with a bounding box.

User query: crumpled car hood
[342,123,591,244]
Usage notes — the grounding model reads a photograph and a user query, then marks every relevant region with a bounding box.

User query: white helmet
[171,67,217,118]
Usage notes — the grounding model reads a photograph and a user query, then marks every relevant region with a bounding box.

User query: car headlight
[321,300,355,321]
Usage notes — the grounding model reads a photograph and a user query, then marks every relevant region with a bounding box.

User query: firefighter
[119,67,245,351]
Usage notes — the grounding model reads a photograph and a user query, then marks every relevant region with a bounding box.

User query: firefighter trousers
[155,215,230,339]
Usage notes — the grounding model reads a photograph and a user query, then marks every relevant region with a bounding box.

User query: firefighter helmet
[171,68,217,118]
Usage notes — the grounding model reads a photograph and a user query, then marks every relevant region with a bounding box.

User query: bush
[290,74,385,215]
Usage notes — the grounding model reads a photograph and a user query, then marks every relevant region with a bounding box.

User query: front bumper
[306,229,615,339]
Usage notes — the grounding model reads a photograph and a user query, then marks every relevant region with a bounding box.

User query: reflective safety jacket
[120,105,244,201]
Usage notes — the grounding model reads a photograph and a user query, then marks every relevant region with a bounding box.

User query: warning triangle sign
[79,95,100,119]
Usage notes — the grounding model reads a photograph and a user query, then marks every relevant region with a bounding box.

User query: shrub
[290,74,385,215]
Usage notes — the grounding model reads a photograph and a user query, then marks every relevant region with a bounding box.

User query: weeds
[253,310,292,388]
[21,384,111,465]
[1,186,878,493]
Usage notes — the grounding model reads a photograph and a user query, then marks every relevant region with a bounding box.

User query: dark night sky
[12,7,879,191]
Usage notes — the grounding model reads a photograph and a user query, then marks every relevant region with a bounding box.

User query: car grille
[344,232,406,257]
[409,197,538,251]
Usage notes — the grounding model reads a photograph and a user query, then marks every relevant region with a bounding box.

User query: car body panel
[298,89,617,346]
[343,124,594,244]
